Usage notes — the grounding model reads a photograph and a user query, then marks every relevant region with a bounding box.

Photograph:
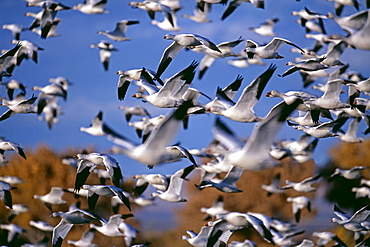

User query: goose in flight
[0,43,22,78]
[132,61,198,108]
[151,165,196,202]
[51,208,104,247]
[89,213,134,237]
[67,229,99,247]
[208,64,277,122]
[221,0,264,20]
[81,184,131,211]
[72,0,109,14]
[281,173,321,192]
[244,37,305,59]
[287,196,311,223]
[222,99,301,171]
[0,138,26,160]
[0,94,37,121]
[33,187,67,211]
[249,18,279,36]
[74,153,123,191]
[97,20,140,41]
[90,41,118,71]
[0,181,17,209]
[106,101,196,168]
[156,33,221,79]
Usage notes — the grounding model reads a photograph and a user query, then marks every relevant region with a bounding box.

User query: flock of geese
[2,0,370,246]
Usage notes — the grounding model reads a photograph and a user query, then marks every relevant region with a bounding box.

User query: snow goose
[0,181,16,209]
[329,11,370,50]
[249,18,279,36]
[0,94,37,121]
[329,166,368,181]
[326,9,369,32]
[129,0,176,26]
[116,68,159,101]
[181,223,218,246]
[222,99,301,171]
[0,175,24,185]
[182,2,212,23]
[51,208,104,247]
[336,117,363,143]
[287,119,341,138]
[2,24,27,40]
[312,231,346,246]
[127,115,165,140]
[352,186,370,199]
[90,41,118,71]
[1,79,27,101]
[30,19,61,38]
[151,165,195,202]
[32,83,67,101]
[106,101,195,168]
[118,220,140,246]
[80,111,129,141]
[191,37,244,79]
[281,173,321,192]
[132,62,198,108]
[33,187,67,210]
[72,0,109,14]
[133,173,170,196]
[279,134,319,163]
[200,195,229,220]
[320,41,347,67]
[7,204,28,222]
[156,33,220,79]
[97,20,140,41]
[270,228,305,246]
[208,64,277,122]
[10,39,44,67]
[0,223,25,243]
[287,196,311,223]
[118,105,151,122]
[67,229,98,247]
[151,10,181,31]
[212,212,275,245]
[244,37,305,59]
[196,165,244,193]
[261,173,285,196]
[327,0,359,16]
[81,184,131,211]
[345,76,370,93]
[221,0,264,20]
[331,204,370,233]
[89,213,134,237]
[0,43,22,78]
[279,58,329,78]
[0,138,26,160]
[29,220,54,232]
[74,153,123,190]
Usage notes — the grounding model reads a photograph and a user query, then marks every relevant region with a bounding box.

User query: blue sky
[1,0,370,178]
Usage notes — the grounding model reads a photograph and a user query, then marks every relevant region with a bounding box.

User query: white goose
[244,37,305,59]
[0,43,22,78]
[67,229,98,247]
[222,99,301,171]
[221,0,264,20]
[51,209,103,247]
[106,101,195,168]
[89,214,134,237]
[72,0,109,14]
[208,64,277,122]
[287,196,311,223]
[249,18,279,36]
[156,33,220,78]
[33,187,67,211]
[132,62,198,108]
[281,173,321,192]
[81,184,131,211]
[200,195,229,220]
[0,180,16,209]
[90,41,118,71]
[0,138,26,160]
[74,153,123,190]
[151,165,195,202]
[97,20,140,41]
